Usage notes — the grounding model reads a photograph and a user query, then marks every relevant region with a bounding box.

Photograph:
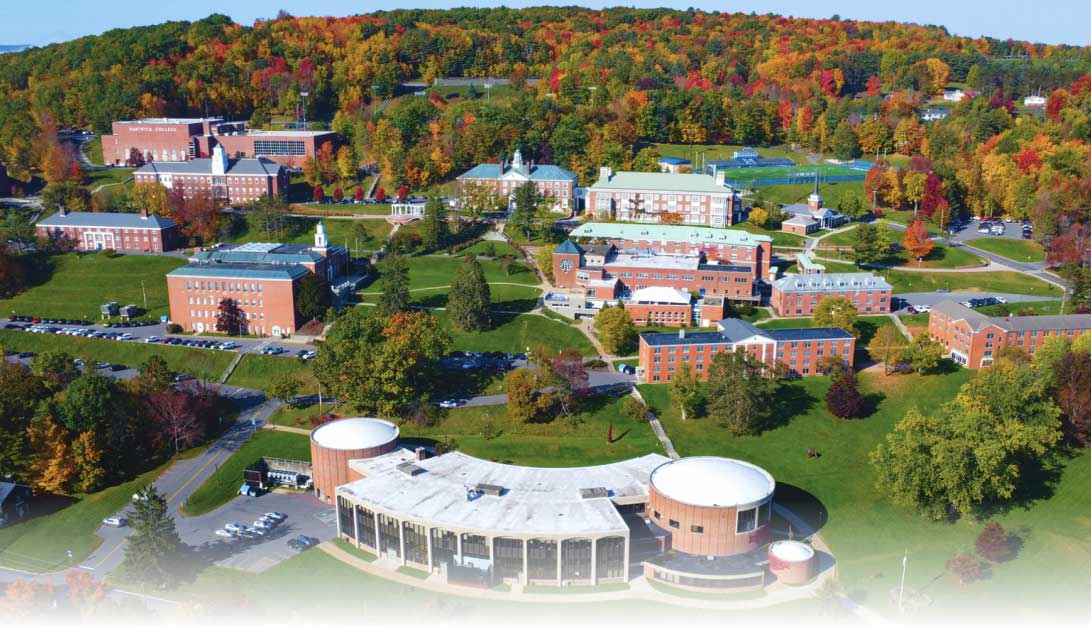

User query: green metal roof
[167,263,310,281]
[591,171,732,194]
[796,253,825,271]
[568,222,772,246]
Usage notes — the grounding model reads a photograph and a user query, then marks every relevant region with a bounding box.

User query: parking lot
[174,491,336,573]
[892,291,1059,315]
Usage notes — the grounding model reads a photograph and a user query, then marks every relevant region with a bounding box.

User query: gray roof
[640,318,854,347]
[0,482,29,506]
[773,272,891,294]
[782,215,818,226]
[933,300,1091,333]
[458,163,577,182]
[168,263,310,281]
[37,211,176,230]
[592,171,732,194]
[193,242,324,265]
[135,157,282,177]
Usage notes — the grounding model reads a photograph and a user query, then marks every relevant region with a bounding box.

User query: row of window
[652,501,772,535]
[184,280,264,292]
[189,309,265,320]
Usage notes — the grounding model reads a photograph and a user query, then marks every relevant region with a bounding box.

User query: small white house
[943,89,968,102]
[1024,95,1047,109]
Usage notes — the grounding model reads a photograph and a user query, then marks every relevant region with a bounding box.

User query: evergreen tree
[831,120,861,160]
[295,275,332,322]
[420,195,450,251]
[447,255,492,332]
[826,367,866,419]
[705,350,773,435]
[851,222,887,267]
[377,254,411,316]
[507,182,541,240]
[122,486,184,587]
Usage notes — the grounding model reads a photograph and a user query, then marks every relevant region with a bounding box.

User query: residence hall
[328,417,791,593]
[638,318,856,382]
[35,208,180,252]
[588,167,740,227]
[456,149,578,212]
[134,144,288,205]
[166,223,346,337]
[101,117,336,167]
[928,301,1091,368]
[553,222,772,301]
[770,272,893,317]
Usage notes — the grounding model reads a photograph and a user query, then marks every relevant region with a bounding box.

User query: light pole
[141,280,147,310]
[299,91,309,130]
[898,549,908,613]
[483,82,492,103]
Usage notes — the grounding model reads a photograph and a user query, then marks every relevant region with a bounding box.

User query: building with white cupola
[133,143,290,205]
[456,149,579,213]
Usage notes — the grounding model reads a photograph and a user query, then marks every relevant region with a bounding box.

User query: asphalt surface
[892,291,1061,314]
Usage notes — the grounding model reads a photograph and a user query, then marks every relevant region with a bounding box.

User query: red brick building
[35,208,180,252]
[134,144,289,205]
[102,117,336,167]
[638,319,856,382]
[589,168,739,227]
[456,150,579,213]
[770,272,892,317]
[927,301,1091,368]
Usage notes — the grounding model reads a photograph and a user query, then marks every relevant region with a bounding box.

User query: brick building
[770,272,892,317]
[795,253,825,275]
[625,287,695,327]
[927,301,1091,368]
[134,144,289,205]
[102,117,336,167]
[167,224,347,336]
[779,178,847,231]
[638,319,856,382]
[456,149,579,213]
[35,208,180,252]
[589,168,739,227]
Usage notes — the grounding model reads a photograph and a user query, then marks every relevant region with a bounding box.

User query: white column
[398,521,406,565]
[457,533,463,563]
[590,538,597,585]
[352,504,360,549]
[556,540,563,586]
[624,535,631,581]
[522,539,529,585]
[427,528,434,571]
[335,497,342,539]
[373,514,381,554]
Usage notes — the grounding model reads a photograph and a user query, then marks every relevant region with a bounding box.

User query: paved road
[893,291,1061,314]
[460,369,635,407]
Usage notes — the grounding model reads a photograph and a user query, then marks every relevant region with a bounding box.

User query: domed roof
[311,418,399,450]
[649,457,774,508]
[769,540,815,562]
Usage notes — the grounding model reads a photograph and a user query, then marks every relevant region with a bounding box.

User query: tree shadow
[860,391,885,418]
[981,451,1068,516]
[766,381,817,430]
[608,428,632,443]
[773,482,829,535]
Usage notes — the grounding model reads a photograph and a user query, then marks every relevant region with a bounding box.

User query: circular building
[647,457,776,556]
[768,540,816,584]
[310,418,400,502]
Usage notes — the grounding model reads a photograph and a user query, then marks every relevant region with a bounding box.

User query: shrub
[583,359,608,369]
[975,522,1016,562]
[165,323,182,334]
[623,397,648,422]
[100,248,117,258]
[946,553,985,585]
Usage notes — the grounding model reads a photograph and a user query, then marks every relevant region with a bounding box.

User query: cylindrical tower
[309,418,400,503]
[647,457,775,556]
[768,540,816,584]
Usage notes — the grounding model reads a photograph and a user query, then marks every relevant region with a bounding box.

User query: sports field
[720,163,866,187]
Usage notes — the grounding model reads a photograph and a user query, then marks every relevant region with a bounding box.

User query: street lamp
[483,82,492,102]
[299,91,309,130]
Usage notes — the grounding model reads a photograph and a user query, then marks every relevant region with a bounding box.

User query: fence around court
[726,173,868,188]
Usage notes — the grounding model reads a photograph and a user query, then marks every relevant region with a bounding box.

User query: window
[668,519,679,529]
[736,508,757,534]
[653,510,661,520]
[690,525,704,533]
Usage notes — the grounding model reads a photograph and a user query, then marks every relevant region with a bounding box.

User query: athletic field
[718,163,867,187]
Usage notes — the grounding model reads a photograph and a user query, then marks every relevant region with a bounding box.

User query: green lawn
[434,311,596,357]
[85,167,134,192]
[883,270,1060,296]
[964,237,1047,263]
[228,214,392,255]
[0,459,174,571]
[358,254,541,311]
[727,221,806,247]
[0,253,186,321]
[975,300,1062,317]
[362,283,541,312]
[759,180,865,209]
[457,240,521,258]
[0,329,234,378]
[225,354,318,393]
[402,392,663,467]
[181,430,312,517]
[638,371,1091,617]
[652,143,801,164]
[817,222,981,269]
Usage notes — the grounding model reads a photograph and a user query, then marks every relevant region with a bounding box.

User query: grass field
[457,240,521,258]
[228,214,392,254]
[181,430,312,517]
[85,167,134,191]
[225,354,318,393]
[758,180,866,209]
[652,143,801,164]
[358,254,541,312]
[883,270,1060,296]
[817,222,981,269]
[728,222,806,247]
[721,163,865,187]
[434,311,596,356]
[0,329,234,378]
[964,237,1047,262]
[638,371,1091,618]
[0,253,186,321]
[0,456,179,571]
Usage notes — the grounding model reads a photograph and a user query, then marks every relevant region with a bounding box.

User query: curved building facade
[310,418,400,503]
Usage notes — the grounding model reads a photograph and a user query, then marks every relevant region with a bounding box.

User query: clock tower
[552,239,582,289]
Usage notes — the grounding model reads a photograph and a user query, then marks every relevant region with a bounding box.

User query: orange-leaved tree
[904,220,934,264]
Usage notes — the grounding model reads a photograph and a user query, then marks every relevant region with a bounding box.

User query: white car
[219,341,239,350]
[102,516,127,527]
[215,529,236,538]
[438,400,459,409]
[914,305,932,313]
[144,336,160,343]
[253,520,274,530]
[224,522,245,533]
[995,297,1008,304]
[264,512,287,522]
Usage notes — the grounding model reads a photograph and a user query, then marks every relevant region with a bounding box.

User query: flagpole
[898,549,908,613]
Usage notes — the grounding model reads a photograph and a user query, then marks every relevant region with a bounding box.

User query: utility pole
[299,91,309,130]
[898,549,908,613]
[141,280,147,309]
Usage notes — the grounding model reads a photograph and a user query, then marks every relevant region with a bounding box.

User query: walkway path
[630,387,679,459]
[888,312,912,341]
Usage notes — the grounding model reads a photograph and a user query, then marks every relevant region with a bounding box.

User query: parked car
[995,297,1008,304]
[102,516,127,527]
[224,522,245,532]
[215,529,236,538]
[915,305,932,313]
[438,399,460,409]
[253,519,275,530]
[144,336,160,343]
[287,535,319,552]
[264,512,287,522]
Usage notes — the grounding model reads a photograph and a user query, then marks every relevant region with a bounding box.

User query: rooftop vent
[474,483,504,496]
[396,462,425,477]
[579,487,610,499]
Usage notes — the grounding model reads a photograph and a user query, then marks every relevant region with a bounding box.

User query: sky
[1,1,1090,48]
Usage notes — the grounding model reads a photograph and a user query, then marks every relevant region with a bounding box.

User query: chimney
[599,166,613,181]
[140,208,149,219]
[415,446,428,462]
[59,206,68,217]
[715,170,725,186]
[768,267,778,282]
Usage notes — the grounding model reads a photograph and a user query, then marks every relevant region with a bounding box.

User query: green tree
[57,372,113,433]
[851,223,887,267]
[0,362,48,480]
[631,146,662,172]
[868,325,908,375]
[812,296,859,335]
[831,120,861,160]
[121,486,184,587]
[420,196,451,251]
[269,372,302,406]
[507,181,541,240]
[593,306,637,355]
[447,255,491,332]
[30,350,79,392]
[135,355,174,393]
[705,350,773,435]
[377,254,411,316]
[669,364,703,420]
[907,333,946,374]
[535,244,557,283]
[295,275,332,322]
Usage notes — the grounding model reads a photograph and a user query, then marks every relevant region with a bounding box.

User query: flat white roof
[649,457,774,508]
[340,451,670,536]
[607,253,701,271]
[311,418,399,451]
[770,540,815,562]
[630,286,692,305]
